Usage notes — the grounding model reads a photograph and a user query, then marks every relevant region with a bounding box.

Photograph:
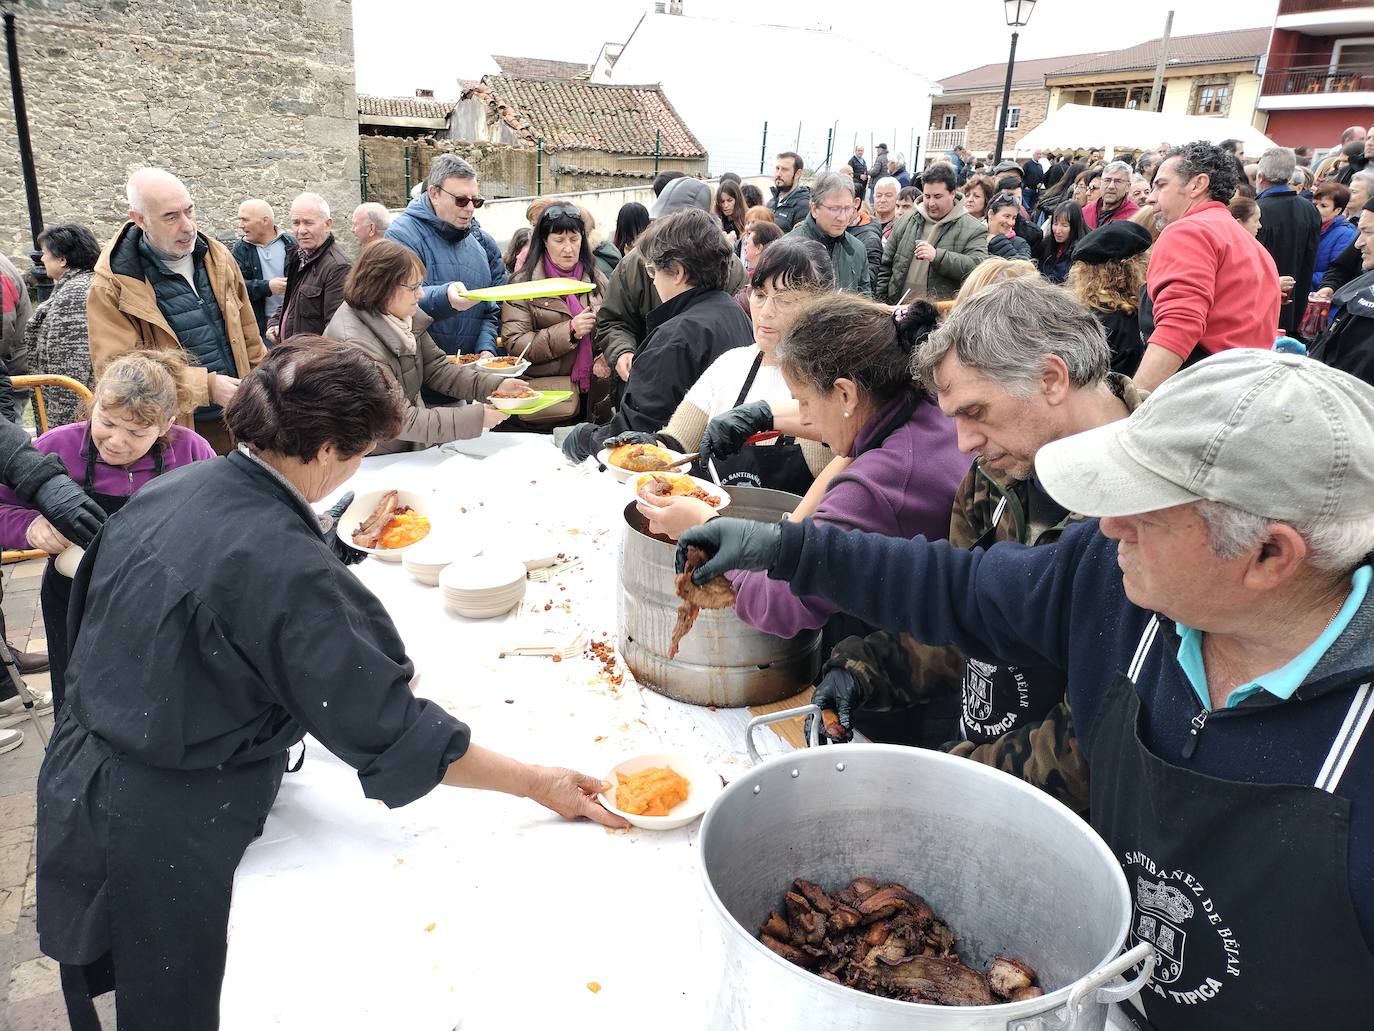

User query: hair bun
[892,299,940,355]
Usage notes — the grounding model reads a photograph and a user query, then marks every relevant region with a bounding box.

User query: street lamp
[993,0,1037,165]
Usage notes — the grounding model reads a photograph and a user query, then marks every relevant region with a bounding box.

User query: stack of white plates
[401,533,482,586]
[438,556,527,619]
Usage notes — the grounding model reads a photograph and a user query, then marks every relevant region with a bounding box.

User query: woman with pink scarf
[500,203,608,425]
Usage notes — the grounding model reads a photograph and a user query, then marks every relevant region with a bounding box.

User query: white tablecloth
[220,436,797,1030]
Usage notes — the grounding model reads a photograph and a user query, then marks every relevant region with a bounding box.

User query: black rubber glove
[808,668,867,743]
[699,400,773,469]
[676,517,783,585]
[320,491,366,566]
[32,475,107,548]
[559,422,598,465]
[602,430,659,450]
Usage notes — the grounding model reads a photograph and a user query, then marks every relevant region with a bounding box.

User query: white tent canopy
[1010,104,1277,158]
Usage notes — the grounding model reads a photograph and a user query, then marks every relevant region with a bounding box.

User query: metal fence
[707,121,930,182]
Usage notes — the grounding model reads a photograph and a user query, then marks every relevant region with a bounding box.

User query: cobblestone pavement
[0,558,115,1029]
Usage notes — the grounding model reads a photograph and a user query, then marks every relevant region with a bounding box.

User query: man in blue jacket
[384,153,505,357]
[679,347,1374,1030]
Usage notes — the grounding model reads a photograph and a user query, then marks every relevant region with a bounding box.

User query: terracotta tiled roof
[1048,27,1270,78]
[358,94,454,120]
[939,53,1109,93]
[461,75,705,158]
[491,54,591,80]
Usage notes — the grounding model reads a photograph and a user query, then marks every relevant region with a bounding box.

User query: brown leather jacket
[498,269,607,378]
[87,223,264,421]
[269,234,351,340]
[324,303,505,453]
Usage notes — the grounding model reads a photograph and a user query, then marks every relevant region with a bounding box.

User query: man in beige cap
[679,348,1374,1030]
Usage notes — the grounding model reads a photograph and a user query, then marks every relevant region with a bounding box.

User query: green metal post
[404,145,411,197]
[655,129,661,175]
[359,146,368,202]
[537,138,543,196]
[824,128,833,170]
[759,121,768,174]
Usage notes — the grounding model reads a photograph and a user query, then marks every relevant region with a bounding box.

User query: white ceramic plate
[598,753,724,831]
[475,357,531,378]
[596,445,687,483]
[54,544,85,579]
[336,489,433,562]
[400,533,482,585]
[626,473,730,512]
[438,556,527,594]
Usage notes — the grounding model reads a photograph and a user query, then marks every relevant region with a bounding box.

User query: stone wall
[0,0,358,268]
[966,87,1051,153]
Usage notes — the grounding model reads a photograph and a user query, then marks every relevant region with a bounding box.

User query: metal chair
[2,374,95,565]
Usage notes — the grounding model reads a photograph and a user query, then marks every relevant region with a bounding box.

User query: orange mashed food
[378,509,431,550]
[615,766,690,816]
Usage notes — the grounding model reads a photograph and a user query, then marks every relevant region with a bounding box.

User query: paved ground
[0,558,116,1029]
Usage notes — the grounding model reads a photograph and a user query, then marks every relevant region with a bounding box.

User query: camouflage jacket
[823,374,1147,813]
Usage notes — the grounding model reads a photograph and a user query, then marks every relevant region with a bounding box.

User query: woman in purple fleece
[0,350,215,705]
[641,294,970,640]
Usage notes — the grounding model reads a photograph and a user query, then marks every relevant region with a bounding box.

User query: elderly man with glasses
[1083,160,1141,229]
[788,170,873,296]
[385,153,506,357]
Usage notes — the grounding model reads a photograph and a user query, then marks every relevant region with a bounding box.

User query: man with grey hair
[872,176,900,238]
[386,153,505,357]
[1256,146,1320,336]
[267,192,350,343]
[680,346,1374,1030]
[231,198,294,337]
[350,202,392,252]
[1083,160,1140,228]
[87,167,263,453]
[789,170,872,295]
[815,278,1147,811]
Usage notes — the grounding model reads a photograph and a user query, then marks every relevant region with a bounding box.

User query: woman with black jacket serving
[37,340,624,1030]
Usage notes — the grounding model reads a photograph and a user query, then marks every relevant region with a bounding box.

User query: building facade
[0,0,359,267]
[1258,0,1374,148]
[932,55,1095,155]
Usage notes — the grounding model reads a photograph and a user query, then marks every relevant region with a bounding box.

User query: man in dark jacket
[1315,170,1374,298]
[1255,148,1320,337]
[847,145,868,198]
[680,347,1374,1031]
[231,199,294,337]
[790,170,872,296]
[267,193,351,343]
[1336,132,1374,186]
[867,144,889,201]
[594,177,748,398]
[1311,197,1374,385]
[766,152,811,232]
[560,209,753,463]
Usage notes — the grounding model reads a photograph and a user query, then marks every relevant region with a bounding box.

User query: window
[1193,82,1230,115]
[1333,39,1374,75]
[994,106,1021,130]
[942,113,957,130]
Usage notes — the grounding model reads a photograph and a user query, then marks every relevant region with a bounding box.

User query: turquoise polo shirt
[1177,566,1372,710]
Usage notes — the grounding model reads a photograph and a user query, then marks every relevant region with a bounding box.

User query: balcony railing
[1262,63,1374,96]
[926,128,967,151]
[1278,0,1374,14]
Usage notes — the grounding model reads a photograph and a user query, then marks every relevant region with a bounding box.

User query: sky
[352,0,1280,98]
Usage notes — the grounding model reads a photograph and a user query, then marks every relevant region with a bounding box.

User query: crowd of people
[0,126,1369,1030]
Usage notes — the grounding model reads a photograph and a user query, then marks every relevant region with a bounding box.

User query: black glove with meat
[808,668,867,743]
[675,516,784,584]
[699,400,773,469]
[319,491,366,566]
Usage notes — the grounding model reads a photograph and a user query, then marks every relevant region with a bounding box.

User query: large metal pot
[618,485,820,708]
[699,706,1155,1031]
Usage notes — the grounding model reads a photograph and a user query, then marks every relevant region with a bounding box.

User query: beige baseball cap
[1035,349,1374,521]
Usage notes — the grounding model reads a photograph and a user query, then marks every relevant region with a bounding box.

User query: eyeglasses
[816,203,854,217]
[749,288,805,311]
[434,183,485,208]
[541,203,582,221]
[1101,177,1130,186]
[401,281,424,293]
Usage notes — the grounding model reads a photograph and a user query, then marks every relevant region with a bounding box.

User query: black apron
[41,435,163,710]
[1092,617,1374,1030]
[958,482,1070,745]
[702,352,814,497]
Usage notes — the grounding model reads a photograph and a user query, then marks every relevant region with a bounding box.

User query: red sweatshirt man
[1137,146,1280,391]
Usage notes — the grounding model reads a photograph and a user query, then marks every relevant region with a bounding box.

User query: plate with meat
[488,380,541,411]
[596,442,686,482]
[475,355,531,378]
[486,388,574,417]
[449,353,484,365]
[628,472,729,512]
[336,488,434,561]
[597,752,723,830]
